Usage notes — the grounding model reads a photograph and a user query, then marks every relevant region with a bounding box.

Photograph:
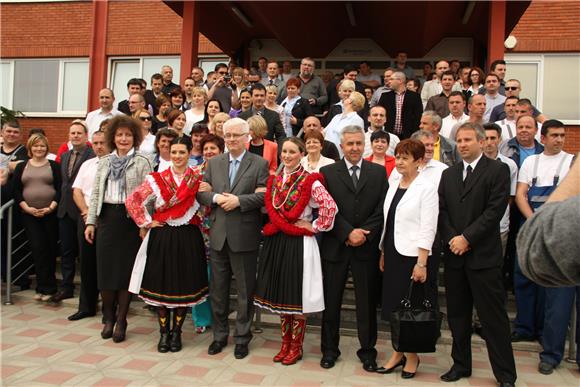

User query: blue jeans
[513,253,545,338]
[540,286,579,365]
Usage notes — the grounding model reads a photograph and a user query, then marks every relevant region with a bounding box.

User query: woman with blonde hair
[323,91,366,156]
[265,84,284,123]
[246,115,278,175]
[185,86,207,135]
[209,112,230,138]
[12,134,61,302]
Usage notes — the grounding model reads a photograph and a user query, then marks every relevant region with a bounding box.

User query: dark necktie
[464,165,473,185]
[350,165,359,188]
[68,151,78,178]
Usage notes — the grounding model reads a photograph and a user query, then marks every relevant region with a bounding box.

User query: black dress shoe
[376,356,407,374]
[401,358,420,379]
[440,368,471,382]
[49,291,74,303]
[510,331,535,342]
[320,356,336,369]
[68,311,96,321]
[362,359,377,372]
[207,340,227,355]
[538,361,555,375]
[499,383,515,387]
[234,344,249,359]
[101,321,114,339]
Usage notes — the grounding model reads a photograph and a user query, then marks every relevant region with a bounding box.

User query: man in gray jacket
[197,118,269,360]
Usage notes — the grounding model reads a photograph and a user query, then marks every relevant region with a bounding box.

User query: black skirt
[139,224,208,307]
[96,204,141,290]
[254,233,304,314]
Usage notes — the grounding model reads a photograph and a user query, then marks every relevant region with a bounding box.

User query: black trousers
[444,264,517,384]
[321,255,379,362]
[58,214,79,293]
[20,212,58,295]
[76,218,99,313]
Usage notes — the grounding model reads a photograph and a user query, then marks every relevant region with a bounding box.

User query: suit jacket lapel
[221,154,231,191]
[231,153,252,191]
[461,156,487,198]
[337,159,356,193]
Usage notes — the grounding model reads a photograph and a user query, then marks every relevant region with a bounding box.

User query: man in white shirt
[67,130,109,321]
[85,88,122,136]
[363,105,399,158]
[495,96,518,141]
[514,119,575,375]
[483,73,506,122]
[421,60,449,107]
[441,91,469,139]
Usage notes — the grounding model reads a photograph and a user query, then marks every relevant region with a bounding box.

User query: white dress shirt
[441,113,469,139]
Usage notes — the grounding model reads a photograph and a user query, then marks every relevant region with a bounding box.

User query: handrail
[1,199,15,305]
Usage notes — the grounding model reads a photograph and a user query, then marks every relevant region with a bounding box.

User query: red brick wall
[508,1,580,52]
[17,117,83,152]
[564,126,580,155]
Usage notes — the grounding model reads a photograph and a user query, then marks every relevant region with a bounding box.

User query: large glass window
[542,55,580,121]
[62,62,89,112]
[0,62,12,108]
[13,60,59,112]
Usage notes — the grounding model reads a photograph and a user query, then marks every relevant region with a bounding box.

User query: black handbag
[390,280,442,353]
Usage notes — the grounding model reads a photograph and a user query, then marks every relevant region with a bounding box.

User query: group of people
[1,55,578,387]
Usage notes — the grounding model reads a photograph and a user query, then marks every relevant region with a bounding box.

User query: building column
[180,1,200,84]
[487,0,506,71]
[87,0,109,111]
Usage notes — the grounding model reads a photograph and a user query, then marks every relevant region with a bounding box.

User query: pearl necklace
[272,166,305,210]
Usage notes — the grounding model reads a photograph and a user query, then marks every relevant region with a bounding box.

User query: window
[2,59,89,115]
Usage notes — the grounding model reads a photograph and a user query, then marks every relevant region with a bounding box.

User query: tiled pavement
[1,291,579,386]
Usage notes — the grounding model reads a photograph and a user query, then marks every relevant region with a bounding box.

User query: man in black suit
[238,83,286,144]
[319,125,388,372]
[438,122,516,387]
[52,120,95,303]
[377,71,422,140]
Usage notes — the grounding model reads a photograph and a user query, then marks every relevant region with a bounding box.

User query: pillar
[87,0,109,111]
[180,1,200,84]
[487,0,506,71]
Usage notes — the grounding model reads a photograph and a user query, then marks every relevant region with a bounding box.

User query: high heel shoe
[376,355,407,374]
[112,320,127,343]
[401,358,420,379]
[101,321,114,339]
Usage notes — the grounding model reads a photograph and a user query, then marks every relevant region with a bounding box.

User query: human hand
[85,225,95,244]
[290,115,298,125]
[294,219,314,232]
[411,264,427,283]
[347,228,370,247]
[308,98,316,105]
[199,182,212,192]
[220,192,240,211]
[379,252,385,272]
[449,235,470,255]
[149,220,165,228]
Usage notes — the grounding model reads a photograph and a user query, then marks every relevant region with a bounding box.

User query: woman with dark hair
[126,136,208,353]
[300,130,334,173]
[376,139,438,378]
[254,137,337,365]
[188,123,209,167]
[190,133,225,334]
[169,87,185,111]
[167,110,190,140]
[84,115,152,343]
[465,66,485,100]
[152,128,178,172]
[12,134,61,301]
[230,88,252,118]
[133,108,156,155]
[365,130,396,177]
[280,77,313,137]
[201,98,223,127]
[152,94,171,134]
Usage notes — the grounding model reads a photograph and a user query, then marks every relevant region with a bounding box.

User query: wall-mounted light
[231,5,253,28]
[504,35,518,49]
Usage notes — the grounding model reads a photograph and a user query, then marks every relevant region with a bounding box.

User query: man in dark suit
[52,120,95,303]
[238,83,286,144]
[197,118,269,360]
[438,122,516,387]
[319,125,388,372]
[378,71,422,140]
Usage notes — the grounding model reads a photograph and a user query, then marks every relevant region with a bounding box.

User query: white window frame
[505,52,580,125]
[107,56,181,87]
[0,60,15,109]
[2,58,90,117]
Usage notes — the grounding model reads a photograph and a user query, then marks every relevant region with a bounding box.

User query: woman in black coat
[280,78,313,136]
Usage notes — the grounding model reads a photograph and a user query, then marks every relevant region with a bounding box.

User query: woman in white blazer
[376,139,439,378]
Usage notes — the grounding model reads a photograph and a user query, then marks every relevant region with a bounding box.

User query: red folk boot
[273,314,293,362]
[282,317,306,365]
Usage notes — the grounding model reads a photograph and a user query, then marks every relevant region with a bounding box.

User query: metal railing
[1,199,33,305]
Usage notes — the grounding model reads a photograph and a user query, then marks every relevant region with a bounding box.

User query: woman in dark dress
[254,138,337,365]
[377,139,439,378]
[85,115,152,343]
[126,137,208,353]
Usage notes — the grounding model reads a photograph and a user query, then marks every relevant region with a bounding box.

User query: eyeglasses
[505,87,519,91]
[218,71,228,75]
[139,117,152,121]
[224,132,246,139]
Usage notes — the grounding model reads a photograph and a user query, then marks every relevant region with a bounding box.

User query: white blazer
[378,173,439,256]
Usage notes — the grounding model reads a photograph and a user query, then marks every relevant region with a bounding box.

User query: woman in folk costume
[126,137,208,353]
[254,137,337,365]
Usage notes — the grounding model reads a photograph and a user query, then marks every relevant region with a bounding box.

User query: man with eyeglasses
[369,68,394,108]
[117,78,143,116]
[208,63,238,113]
[85,88,123,137]
[489,79,547,123]
[297,57,328,114]
[197,117,269,360]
